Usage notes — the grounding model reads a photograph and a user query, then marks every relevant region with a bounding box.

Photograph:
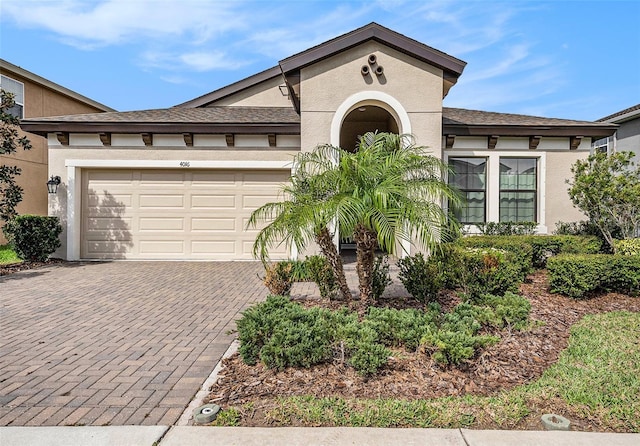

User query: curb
[175,340,239,426]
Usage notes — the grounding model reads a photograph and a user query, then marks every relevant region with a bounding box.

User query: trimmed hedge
[547,254,640,298]
[457,236,533,276]
[459,235,601,268]
[2,215,62,262]
[614,239,640,256]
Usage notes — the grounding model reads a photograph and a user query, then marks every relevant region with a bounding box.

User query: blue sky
[1,0,639,121]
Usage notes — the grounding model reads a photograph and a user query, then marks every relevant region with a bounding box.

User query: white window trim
[444,151,547,234]
[0,74,25,118]
[62,159,293,261]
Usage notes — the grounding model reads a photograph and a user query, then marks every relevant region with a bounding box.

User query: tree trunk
[354,223,378,316]
[315,227,352,301]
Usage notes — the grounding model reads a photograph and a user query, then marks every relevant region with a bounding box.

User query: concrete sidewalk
[1,426,639,446]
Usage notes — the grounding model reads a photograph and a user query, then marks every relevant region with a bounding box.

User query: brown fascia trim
[443,124,618,139]
[278,23,466,79]
[20,122,301,137]
[176,66,284,108]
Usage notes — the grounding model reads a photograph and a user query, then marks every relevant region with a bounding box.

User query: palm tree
[296,132,460,312]
[247,171,352,301]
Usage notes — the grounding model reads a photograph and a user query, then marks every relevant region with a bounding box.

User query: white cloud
[142,50,250,72]
[1,0,246,48]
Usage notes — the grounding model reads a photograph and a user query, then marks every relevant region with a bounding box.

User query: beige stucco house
[20,23,617,261]
[1,59,114,242]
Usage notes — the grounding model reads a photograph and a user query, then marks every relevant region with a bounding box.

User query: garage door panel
[138,240,185,254]
[139,194,184,208]
[82,169,289,260]
[191,195,236,209]
[243,195,280,209]
[191,217,236,232]
[192,171,237,185]
[87,217,132,230]
[87,170,134,183]
[139,171,185,184]
[86,193,132,208]
[139,217,184,231]
[242,240,287,257]
[191,240,236,254]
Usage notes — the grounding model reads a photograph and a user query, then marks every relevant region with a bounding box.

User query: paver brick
[0,261,267,426]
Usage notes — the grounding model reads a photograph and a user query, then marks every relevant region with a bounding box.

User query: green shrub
[365,306,440,351]
[2,215,62,262]
[423,330,498,365]
[259,310,333,370]
[476,221,538,235]
[547,254,640,298]
[305,255,337,299]
[372,255,392,300]
[554,220,620,253]
[237,295,300,365]
[457,236,532,277]
[237,292,532,372]
[602,256,640,296]
[348,342,391,376]
[447,247,522,300]
[397,253,444,303]
[473,292,531,330]
[614,239,640,256]
[262,260,307,295]
[459,234,601,269]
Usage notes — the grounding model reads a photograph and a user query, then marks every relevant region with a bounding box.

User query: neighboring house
[593,104,640,159]
[20,23,617,261]
[0,59,114,242]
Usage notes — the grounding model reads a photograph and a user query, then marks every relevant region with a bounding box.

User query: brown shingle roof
[443,107,608,127]
[442,107,617,138]
[597,103,640,123]
[23,106,300,124]
[21,105,617,139]
[20,106,301,136]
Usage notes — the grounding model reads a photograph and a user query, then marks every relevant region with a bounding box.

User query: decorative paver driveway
[0,261,268,426]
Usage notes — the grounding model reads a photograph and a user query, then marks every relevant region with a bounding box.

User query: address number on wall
[179,161,191,167]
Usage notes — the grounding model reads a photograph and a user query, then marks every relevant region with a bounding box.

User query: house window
[499,158,537,222]
[448,157,486,224]
[0,75,24,119]
[592,137,611,154]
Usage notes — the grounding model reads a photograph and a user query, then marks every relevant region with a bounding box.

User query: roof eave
[443,124,618,138]
[20,121,301,137]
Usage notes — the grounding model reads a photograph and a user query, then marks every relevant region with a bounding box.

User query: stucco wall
[211,75,291,107]
[616,118,640,160]
[299,41,444,158]
[545,150,588,230]
[1,70,107,243]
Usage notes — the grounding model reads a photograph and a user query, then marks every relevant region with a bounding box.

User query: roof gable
[279,22,466,79]
[177,23,467,110]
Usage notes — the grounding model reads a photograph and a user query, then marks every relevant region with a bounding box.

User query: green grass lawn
[0,244,20,265]
[218,311,640,432]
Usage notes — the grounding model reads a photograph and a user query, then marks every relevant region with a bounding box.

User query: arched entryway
[338,105,399,252]
[330,92,413,257]
[339,105,399,152]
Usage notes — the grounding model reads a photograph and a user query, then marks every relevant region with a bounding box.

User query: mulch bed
[0,258,65,276]
[204,270,640,428]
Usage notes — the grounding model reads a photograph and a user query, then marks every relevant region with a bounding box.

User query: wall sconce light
[47,176,61,194]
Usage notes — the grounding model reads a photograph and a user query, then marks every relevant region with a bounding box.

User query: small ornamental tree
[567,151,640,252]
[1,89,32,222]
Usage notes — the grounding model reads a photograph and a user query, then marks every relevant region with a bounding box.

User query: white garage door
[81,169,290,260]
